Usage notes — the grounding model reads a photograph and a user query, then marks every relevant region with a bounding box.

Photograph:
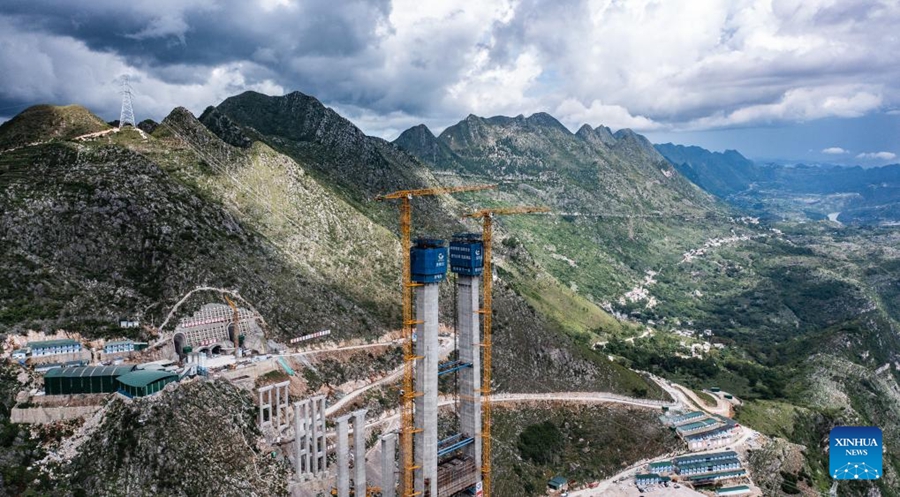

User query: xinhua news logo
[830,426,882,480]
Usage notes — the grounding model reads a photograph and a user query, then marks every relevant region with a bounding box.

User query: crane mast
[376,184,496,497]
[463,206,550,497]
[224,295,241,358]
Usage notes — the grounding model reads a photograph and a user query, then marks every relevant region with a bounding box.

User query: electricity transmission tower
[119,76,136,129]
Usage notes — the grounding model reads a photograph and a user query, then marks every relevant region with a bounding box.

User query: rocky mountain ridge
[2,95,900,495]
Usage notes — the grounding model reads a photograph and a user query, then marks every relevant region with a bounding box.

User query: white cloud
[856,151,897,161]
[0,18,283,122]
[822,147,849,154]
[554,98,660,132]
[2,0,900,137]
[445,49,543,118]
[486,0,900,130]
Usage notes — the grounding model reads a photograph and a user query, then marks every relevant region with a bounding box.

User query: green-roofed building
[677,417,720,434]
[648,461,674,474]
[44,365,136,395]
[661,410,705,426]
[716,486,751,496]
[635,473,670,485]
[547,476,568,490]
[116,370,178,397]
[685,469,746,482]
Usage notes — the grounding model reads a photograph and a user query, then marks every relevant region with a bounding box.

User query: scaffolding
[436,456,479,496]
[464,206,550,497]
[375,184,495,497]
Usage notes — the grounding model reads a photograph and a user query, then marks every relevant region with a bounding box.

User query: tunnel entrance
[173,332,186,357]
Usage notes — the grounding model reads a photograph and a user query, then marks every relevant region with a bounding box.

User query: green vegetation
[4,95,900,494]
[517,421,564,465]
[493,404,681,496]
[694,389,716,407]
[735,400,808,439]
[0,364,46,497]
[0,104,109,150]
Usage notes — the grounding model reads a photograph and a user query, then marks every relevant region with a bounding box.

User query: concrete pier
[336,414,351,497]
[311,395,327,474]
[414,283,440,496]
[353,409,367,495]
[381,433,397,497]
[293,400,309,477]
[258,381,290,431]
[458,275,483,468]
[258,385,272,428]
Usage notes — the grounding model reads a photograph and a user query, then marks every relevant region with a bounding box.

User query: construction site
[194,188,546,497]
[2,177,553,497]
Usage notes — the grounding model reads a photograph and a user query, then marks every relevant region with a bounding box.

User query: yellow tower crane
[463,206,550,497]
[375,184,496,497]
[224,295,241,358]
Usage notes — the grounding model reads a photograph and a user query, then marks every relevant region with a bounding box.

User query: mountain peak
[210,90,369,150]
[576,123,617,147]
[0,104,110,150]
[406,123,435,137]
[525,112,570,133]
[612,128,660,158]
[479,112,570,132]
[394,123,462,169]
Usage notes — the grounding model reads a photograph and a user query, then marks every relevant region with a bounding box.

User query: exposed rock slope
[63,380,289,497]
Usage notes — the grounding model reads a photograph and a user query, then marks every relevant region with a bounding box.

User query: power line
[157,119,320,253]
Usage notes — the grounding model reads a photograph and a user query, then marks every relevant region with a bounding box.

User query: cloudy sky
[1,0,898,163]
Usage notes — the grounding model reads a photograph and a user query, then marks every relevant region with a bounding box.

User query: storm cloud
[1,0,898,161]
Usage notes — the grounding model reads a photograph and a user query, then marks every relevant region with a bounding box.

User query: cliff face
[64,380,289,497]
[0,112,397,341]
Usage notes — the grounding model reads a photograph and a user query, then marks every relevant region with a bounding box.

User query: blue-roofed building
[28,339,81,357]
[677,458,742,476]
[35,362,63,373]
[675,451,738,467]
[104,340,135,354]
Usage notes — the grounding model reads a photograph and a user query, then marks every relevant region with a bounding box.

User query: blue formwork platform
[438,360,474,377]
[437,433,475,457]
[450,233,483,276]
[411,238,448,283]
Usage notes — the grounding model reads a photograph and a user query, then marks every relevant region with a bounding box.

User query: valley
[0,94,898,497]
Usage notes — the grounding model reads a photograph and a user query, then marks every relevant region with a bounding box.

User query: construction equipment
[224,295,241,358]
[330,485,383,497]
[376,184,496,497]
[463,206,550,497]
